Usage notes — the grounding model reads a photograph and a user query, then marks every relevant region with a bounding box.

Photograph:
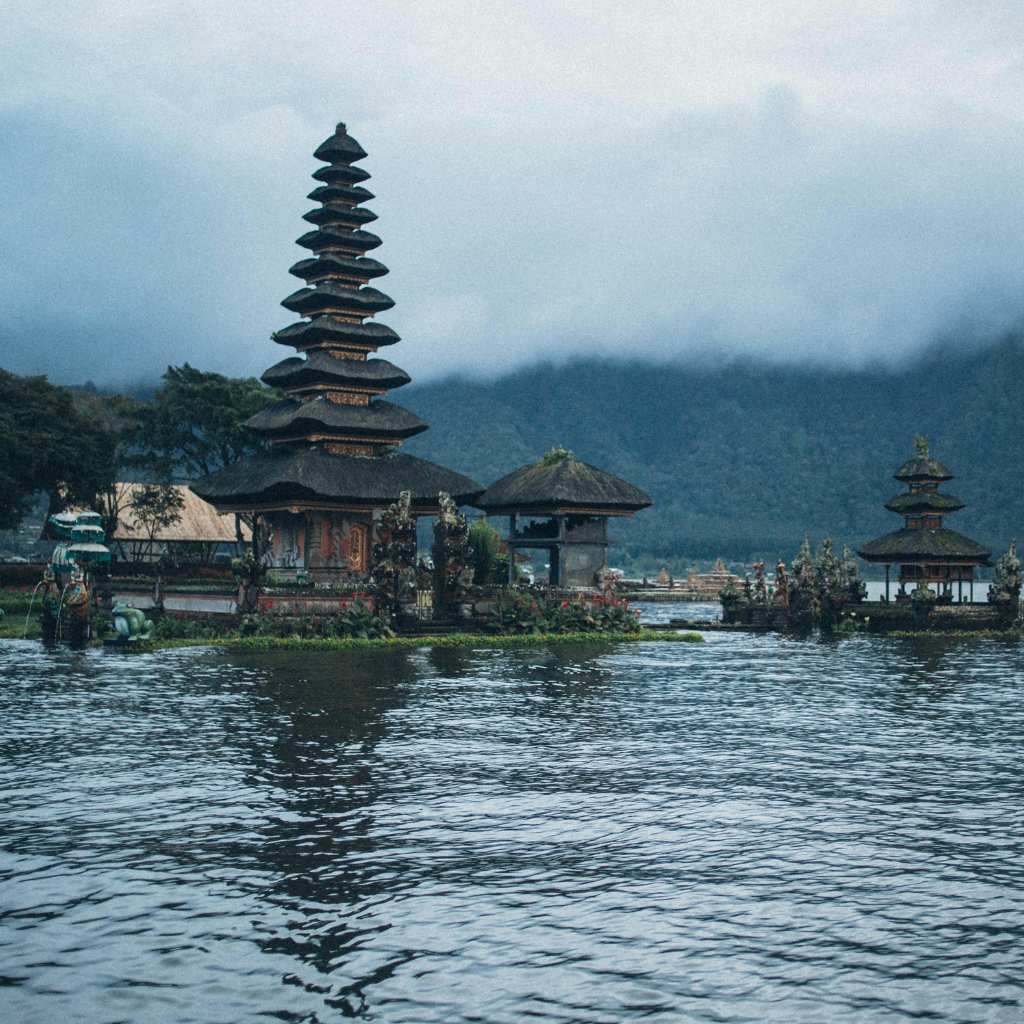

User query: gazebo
[857,437,990,601]
[478,449,652,588]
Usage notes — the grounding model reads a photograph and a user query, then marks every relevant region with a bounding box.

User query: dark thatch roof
[858,528,990,563]
[262,353,410,392]
[289,254,388,282]
[479,453,652,515]
[302,204,378,228]
[313,123,368,164]
[191,448,483,509]
[296,226,382,253]
[273,317,400,349]
[894,453,953,481]
[884,491,965,514]
[281,281,394,317]
[247,397,426,440]
[307,184,374,205]
[311,163,370,186]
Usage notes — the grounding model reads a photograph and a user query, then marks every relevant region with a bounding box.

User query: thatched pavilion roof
[66,485,251,543]
[478,451,652,516]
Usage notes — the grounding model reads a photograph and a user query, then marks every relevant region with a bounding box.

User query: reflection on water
[1,633,1022,1023]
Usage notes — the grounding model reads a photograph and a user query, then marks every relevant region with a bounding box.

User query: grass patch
[114,628,705,654]
[0,589,40,616]
[0,618,39,640]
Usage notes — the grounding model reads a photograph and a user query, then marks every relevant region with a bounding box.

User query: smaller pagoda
[858,437,990,601]
[478,449,652,588]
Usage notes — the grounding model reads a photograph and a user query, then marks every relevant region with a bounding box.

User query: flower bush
[490,591,640,635]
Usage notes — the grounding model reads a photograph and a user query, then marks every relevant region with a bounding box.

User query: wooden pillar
[970,578,974,603]
[508,515,517,585]
[885,564,890,602]
[958,578,963,603]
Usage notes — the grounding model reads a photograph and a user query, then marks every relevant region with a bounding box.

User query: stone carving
[989,541,1021,607]
[371,491,417,612]
[432,492,471,613]
[773,561,789,607]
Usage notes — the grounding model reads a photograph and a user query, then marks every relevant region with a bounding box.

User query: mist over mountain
[4,4,1024,385]
[401,336,1023,571]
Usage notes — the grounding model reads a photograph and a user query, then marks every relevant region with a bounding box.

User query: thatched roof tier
[479,454,652,516]
[313,123,368,164]
[312,163,371,186]
[262,353,410,392]
[273,317,400,350]
[301,199,378,224]
[884,491,965,514]
[296,226,382,253]
[307,184,374,205]
[302,204,378,228]
[281,281,395,317]
[191,449,483,510]
[288,254,388,282]
[247,396,426,440]
[895,453,953,482]
[858,528,990,564]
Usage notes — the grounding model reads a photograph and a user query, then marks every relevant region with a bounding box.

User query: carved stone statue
[371,491,418,612]
[753,561,768,604]
[773,561,789,607]
[431,492,471,612]
[989,541,1021,607]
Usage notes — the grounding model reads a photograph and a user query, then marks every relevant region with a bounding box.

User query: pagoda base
[262,508,375,578]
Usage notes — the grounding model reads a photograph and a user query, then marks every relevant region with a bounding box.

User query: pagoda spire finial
[913,435,929,457]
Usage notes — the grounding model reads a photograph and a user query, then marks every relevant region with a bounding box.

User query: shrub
[490,591,640,635]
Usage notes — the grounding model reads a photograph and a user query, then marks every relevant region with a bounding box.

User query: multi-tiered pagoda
[858,437,990,601]
[193,122,481,579]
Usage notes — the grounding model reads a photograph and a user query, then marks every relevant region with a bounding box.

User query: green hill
[401,335,1023,572]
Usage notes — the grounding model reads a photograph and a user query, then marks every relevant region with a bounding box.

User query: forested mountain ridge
[401,335,1023,571]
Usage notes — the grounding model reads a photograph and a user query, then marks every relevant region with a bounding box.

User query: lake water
[1,632,1022,1023]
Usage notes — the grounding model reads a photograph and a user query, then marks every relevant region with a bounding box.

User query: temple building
[857,437,990,601]
[478,449,652,588]
[192,123,481,579]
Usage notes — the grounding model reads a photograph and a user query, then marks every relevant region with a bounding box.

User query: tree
[468,518,503,584]
[128,484,185,562]
[0,369,118,530]
[129,363,277,480]
[69,390,144,543]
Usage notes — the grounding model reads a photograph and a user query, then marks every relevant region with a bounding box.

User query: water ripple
[1,634,1022,1022]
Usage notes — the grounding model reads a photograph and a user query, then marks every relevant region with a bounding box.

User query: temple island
[716,437,1020,634]
[20,121,660,646]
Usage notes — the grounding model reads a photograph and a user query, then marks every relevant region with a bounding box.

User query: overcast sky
[2,1,1023,385]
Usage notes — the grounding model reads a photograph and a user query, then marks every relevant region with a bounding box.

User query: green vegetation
[127,363,277,480]
[468,518,505,584]
[0,370,119,530]
[153,602,394,641]
[490,591,641,634]
[403,335,1024,568]
[121,629,704,653]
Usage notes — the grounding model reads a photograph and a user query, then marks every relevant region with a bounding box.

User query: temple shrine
[193,123,481,580]
[478,449,652,588]
[858,437,990,601]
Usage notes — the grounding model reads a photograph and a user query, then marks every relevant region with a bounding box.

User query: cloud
[2,1,1024,384]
